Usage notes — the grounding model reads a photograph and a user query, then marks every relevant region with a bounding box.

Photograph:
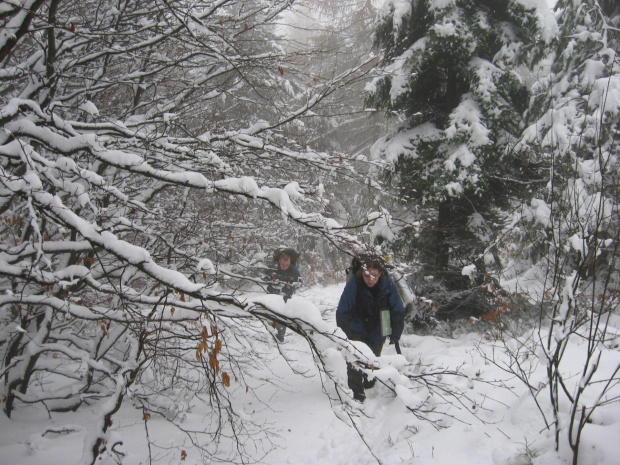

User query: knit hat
[273,247,299,264]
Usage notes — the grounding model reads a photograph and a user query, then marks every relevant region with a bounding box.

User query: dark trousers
[347,333,384,401]
[276,323,286,342]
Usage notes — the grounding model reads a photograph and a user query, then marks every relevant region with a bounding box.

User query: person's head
[359,266,383,288]
[273,247,299,270]
[354,254,386,288]
[278,253,291,271]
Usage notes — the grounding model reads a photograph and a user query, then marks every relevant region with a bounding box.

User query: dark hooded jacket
[336,274,404,352]
[266,265,301,300]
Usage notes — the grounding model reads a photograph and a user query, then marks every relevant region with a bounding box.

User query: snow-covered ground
[1,284,619,465]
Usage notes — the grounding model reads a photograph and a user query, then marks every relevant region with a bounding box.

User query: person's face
[362,267,382,288]
[279,254,291,270]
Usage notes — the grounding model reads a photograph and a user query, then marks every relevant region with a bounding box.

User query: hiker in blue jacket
[336,254,404,401]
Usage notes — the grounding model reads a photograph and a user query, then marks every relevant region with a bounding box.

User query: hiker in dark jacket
[266,247,302,342]
[336,254,404,401]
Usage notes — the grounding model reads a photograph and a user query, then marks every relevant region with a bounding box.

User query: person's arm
[290,266,302,289]
[263,266,277,281]
[387,279,405,342]
[336,279,357,339]
[265,266,280,294]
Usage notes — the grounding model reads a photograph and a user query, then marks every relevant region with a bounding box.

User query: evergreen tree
[366,0,556,316]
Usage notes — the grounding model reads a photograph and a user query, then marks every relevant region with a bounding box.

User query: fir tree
[366,0,556,316]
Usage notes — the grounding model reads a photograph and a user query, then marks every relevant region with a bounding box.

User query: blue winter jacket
[336,275,405,350]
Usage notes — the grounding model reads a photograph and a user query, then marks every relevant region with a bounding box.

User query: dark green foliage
[365,76,395,112]
[373,0,431,63]
[369,0,540,126]
[367,0,551,318]
[599,0,620,21]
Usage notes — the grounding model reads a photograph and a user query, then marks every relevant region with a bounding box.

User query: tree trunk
[435,201,451,272]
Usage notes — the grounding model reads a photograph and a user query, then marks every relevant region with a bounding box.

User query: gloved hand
[389,337,397,345]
